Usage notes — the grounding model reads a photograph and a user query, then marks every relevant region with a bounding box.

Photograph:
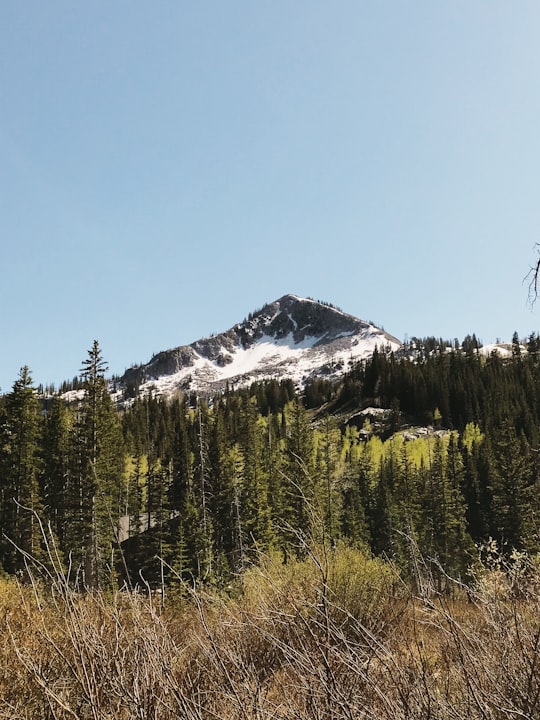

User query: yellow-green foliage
[341,424,361,461]
[124,453,149,479]
[408,435,442,467]
[462,422,484,451]
[325,543,401,628]
[366,431,461,471]
[358,434,384,466]
[340,423,463,472]
[402,435,430,467]
[241,543,399,631]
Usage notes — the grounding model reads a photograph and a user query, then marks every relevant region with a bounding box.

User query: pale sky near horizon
[2,2,540,390]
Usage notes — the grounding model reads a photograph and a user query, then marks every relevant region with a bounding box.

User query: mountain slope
[119,294,401,398]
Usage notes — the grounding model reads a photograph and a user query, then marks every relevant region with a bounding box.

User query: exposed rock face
[119,294,401,398]
[242,295,370,344]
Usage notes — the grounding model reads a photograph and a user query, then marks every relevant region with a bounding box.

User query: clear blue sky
[2,2,540,390]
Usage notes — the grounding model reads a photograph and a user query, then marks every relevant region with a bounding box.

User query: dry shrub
[241,543,402,632]
[3,545,540,719]
[221,545,408,718]
[0,580,204,720]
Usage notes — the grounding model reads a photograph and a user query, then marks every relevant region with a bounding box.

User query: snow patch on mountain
[477,343,514,358]
[118,294,401,400]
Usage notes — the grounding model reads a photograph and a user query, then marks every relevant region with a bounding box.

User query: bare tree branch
[526,243,540,305]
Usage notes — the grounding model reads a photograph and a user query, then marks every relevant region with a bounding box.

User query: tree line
[2,335,540,590]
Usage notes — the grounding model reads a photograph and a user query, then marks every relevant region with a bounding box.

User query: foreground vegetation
[1,542,540,719]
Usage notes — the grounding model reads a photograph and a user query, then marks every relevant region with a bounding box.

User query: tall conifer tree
[0,367,43,573]
[65,342,125,589]
[491,420,532,550]
[40,397,71,549]
[282,398,316,549]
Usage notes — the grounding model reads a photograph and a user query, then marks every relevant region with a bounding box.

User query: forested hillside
[2,333,540,590]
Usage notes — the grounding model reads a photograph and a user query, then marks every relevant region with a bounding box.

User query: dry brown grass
[1,546,540,719]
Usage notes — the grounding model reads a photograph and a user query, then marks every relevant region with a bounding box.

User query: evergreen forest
[2,333,540,592]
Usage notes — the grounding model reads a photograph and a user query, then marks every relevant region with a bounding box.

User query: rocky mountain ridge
[118,294,401,399]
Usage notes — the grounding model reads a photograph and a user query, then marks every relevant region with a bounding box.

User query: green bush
[241,542,402,635]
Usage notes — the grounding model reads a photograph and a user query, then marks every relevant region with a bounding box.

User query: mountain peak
[263,293,339,310]
[243,295,362,346]
[119,296,400,400]
[275,293,302,303]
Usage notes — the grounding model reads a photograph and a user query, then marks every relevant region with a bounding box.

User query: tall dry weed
[2,540,540,719]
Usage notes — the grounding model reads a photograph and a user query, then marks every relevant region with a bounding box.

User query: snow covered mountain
[119,294,401,399]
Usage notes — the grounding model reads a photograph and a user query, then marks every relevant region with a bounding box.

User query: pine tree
[315,414,342,543]
[40,397,72,548]
[64,342,125,589]
[370,460,394,557]
[417,437,447,588]
[237,397,273,560]
[222,442,246,570]
[339,428,370,548]
[461,426,493,542]
[263,411,286,550]
[491,420,532,550]
[125,453,145,538]
[0,367,44,573]
[443,433,474,578]
[416,435,473,585]
[392,442,422,577]
[192,400,214,577]
[512,331,522,359]
[281,398,316,550]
